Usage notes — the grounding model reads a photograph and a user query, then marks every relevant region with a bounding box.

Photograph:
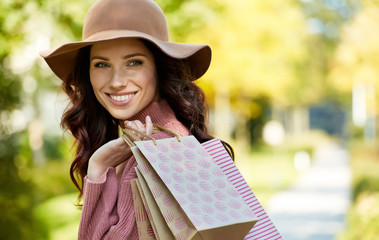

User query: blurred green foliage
[0,1,39,238]
[0,0,88,238]
[351,146,379,201]
[34,193,81,240]
[0,133,47,239]
[336,140,379,240]
[0,0,378,239]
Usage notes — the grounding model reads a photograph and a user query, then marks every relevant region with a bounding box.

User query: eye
[94,62,110,68]
[128,60,143,66]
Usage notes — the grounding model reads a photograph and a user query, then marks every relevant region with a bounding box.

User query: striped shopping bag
[203,139,282,240]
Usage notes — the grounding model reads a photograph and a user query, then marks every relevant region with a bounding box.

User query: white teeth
[110,93,135,102]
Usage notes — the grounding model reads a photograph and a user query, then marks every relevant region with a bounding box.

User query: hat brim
[40,30,211,81]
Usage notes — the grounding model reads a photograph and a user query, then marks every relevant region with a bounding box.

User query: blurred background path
[267,142,352,240]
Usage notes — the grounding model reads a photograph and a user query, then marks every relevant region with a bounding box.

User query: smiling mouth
[109,93,136,102]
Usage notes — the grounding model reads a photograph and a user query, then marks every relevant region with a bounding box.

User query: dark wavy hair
[61,39,234,199]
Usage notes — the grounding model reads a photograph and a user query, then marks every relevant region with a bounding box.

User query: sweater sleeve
[78,155,139,240]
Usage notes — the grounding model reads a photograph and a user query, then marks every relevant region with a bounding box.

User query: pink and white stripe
[202,139,282,240]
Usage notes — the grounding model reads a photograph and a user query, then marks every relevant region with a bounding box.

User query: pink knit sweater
[78,100,189,240]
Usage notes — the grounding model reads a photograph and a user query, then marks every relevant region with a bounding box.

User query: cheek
[144,72,158,97]
[89,71,104,91]
[89,70,96,87]
[89,72,106,105]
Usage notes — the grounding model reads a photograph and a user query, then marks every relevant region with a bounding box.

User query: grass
[236,148,299,205]
[233,130,328,205]
[34,192,81,240]
[335,139,379,240]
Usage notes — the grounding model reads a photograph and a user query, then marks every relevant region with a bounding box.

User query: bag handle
[152,124,183,141]
[121,124,182,147]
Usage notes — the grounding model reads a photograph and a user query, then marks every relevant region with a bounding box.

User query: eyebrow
[123,53,147,59]
[90,53,147,61]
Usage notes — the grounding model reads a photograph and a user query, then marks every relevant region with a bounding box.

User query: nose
[109,67,128,89]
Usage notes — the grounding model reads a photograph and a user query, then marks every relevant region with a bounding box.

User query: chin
[106,103,148,121]
[109,110,137,121]
[112,114,131,121]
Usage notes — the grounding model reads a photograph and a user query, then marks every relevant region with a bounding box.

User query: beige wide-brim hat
[40,0,211,82]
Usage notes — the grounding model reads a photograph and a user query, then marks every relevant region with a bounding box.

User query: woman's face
[89,38,157,120]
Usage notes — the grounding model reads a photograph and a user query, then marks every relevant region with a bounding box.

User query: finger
[133,120,145,133]
[124,121,138,140]
[145,116,153,136]
[129,120,145,139]
[125,120,142,133]
[125,121,133,128]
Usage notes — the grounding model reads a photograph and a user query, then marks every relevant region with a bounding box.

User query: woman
[41,0,233,239]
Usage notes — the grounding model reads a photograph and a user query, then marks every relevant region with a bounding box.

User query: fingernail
[146,116,151,122]
[127,121,132,126]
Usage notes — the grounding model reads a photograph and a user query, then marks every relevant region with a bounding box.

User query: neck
[130,99,172,123]
[118,99,187,135]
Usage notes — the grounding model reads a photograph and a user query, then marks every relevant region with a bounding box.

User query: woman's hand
[87,116,153,181]
[124,116,154,140]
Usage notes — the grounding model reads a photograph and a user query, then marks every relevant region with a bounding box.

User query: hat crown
[82,0,169,41]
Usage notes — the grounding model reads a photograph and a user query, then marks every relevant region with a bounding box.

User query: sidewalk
[267,142,351,240]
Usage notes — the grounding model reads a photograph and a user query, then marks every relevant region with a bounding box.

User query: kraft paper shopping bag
[132,147,198,240]
[134,165,175,240]
[131,179,156,240]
